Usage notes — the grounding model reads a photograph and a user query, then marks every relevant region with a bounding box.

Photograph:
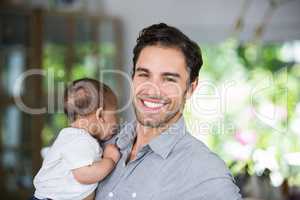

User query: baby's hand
[103,144,120,164]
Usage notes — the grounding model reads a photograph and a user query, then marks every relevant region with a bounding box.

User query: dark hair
[64,78,115,122]
[133,23,203,83]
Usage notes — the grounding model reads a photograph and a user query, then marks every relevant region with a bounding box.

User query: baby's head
[64,78,118,141]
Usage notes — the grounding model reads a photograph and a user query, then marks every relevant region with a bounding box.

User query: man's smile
[138,96,169,113]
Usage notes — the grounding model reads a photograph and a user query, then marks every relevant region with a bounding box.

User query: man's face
[132,45,196,128]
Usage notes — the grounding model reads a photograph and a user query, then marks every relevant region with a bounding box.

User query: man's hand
[103,144,120,164]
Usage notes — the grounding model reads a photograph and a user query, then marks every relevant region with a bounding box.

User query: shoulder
[59,127,92,139]
[174,133,232,181]
[113,121,136,149]
[118,121,135,137]
[56,127,98,146]
[59,127,87,136]
[159,132,241,198]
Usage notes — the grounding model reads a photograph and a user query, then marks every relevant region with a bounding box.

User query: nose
[141,77,163,97]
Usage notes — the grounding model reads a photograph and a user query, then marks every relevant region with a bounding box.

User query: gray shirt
[96,117,242,200]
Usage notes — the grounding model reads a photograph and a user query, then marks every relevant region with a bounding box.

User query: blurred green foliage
[184,39,300,186]
[41,42,116,146]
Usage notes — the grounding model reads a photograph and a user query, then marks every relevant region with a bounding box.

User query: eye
[137,73,149,77]
[164,77,177,82]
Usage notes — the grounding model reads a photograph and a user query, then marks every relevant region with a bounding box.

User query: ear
[96,107,104,122]
[186,79,198,99]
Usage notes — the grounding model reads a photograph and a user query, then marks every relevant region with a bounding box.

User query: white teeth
[143,101,164,108]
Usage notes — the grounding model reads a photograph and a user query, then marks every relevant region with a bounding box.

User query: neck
[135,114,182,148]
[71,119,90,133]
[127,114,182,162]
[135,124,162,147]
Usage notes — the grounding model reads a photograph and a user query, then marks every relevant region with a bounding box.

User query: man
[96,23,242,200]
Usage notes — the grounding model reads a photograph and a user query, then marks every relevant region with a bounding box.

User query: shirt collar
[116,117,187,159]
[148,117,186,159]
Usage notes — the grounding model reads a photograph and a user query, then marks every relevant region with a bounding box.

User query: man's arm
[182,152,243,200]
[185,177,243,200]
[157,172,242,200]
[183,153,243,200]
[157,145,243,200]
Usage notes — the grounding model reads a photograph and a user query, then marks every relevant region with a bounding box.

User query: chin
[141,119,162,128]
[137,114,177,128]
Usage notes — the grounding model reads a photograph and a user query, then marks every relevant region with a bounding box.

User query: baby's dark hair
[64,78,115,122]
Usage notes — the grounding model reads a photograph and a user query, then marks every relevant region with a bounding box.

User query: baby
[32,78,120,200]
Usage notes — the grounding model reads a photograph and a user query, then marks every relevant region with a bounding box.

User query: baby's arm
[72,144,120,184]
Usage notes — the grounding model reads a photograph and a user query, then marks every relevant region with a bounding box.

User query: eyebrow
[136,67,181,78]
[162,72,181,78]
[135,67,149,73]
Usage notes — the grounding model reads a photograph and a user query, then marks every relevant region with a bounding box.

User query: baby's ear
[96,107,104,122]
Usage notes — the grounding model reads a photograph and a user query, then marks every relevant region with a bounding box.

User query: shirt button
[108,192,114,198]
[132,192,137,198]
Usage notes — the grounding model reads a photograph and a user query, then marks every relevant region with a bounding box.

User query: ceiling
[100,0,300,62]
